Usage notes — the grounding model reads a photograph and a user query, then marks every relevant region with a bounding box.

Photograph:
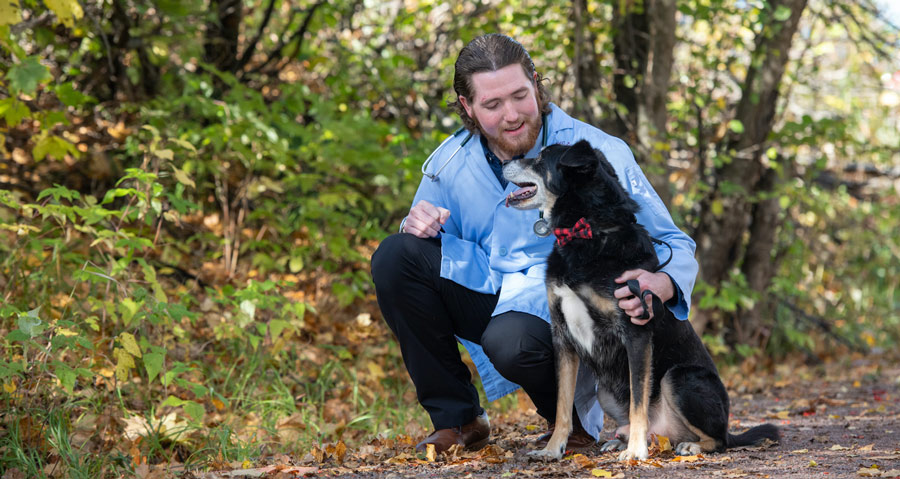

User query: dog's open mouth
[505,182,537,207]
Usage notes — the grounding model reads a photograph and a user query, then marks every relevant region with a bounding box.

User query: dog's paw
[674,442,702,456]
[618,445,649,461]
[527,448,564,461]
[600,438,625,452]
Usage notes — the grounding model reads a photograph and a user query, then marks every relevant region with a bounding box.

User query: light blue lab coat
[408,103,698,440]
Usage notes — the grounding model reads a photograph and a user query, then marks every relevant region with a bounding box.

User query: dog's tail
[726,424,780,448]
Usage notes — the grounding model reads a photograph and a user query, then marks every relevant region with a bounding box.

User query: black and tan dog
[503,140,779,461]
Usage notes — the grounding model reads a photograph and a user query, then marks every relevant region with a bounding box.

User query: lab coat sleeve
[607,139,698,320]
[408,171,498,294]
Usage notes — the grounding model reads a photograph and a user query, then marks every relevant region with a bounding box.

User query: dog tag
[533,218,551,237]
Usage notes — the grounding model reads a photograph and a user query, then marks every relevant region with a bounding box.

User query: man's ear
[558,140,598,170]
[459,96,473,118]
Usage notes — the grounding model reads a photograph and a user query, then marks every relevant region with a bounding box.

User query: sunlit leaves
[0,1,21,27]
[0,98,30,126]
[32,131,79,161]
[44,0,84,28]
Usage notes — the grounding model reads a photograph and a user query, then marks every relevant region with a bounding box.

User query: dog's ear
[558,140,598,173]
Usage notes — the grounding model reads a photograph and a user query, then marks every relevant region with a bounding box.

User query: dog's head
[503,139,626,215]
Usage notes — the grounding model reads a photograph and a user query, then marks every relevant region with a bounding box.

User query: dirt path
[193,354,900,478]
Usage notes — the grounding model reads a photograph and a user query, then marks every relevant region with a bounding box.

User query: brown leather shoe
[535,421,596,450]
[415,412,491,454]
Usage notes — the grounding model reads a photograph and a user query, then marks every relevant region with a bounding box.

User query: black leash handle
[625,279,665,321]
[623,237,672,321]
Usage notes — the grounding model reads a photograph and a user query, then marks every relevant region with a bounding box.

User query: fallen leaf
[860,444,875,452]
[656,435,672,452]
[335,441,348,463]
[882,470,900,478]
[591,469,613,477]
[831,444,850,451]
[425,444,436,462]
[857,467,883,477]
[573,453,596,468]
[809,460,818,467]
[525,424,540,431]
[672,455,701,462]
[791,449,809,454]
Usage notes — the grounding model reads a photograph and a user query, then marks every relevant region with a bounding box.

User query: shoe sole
[465,436,491,451]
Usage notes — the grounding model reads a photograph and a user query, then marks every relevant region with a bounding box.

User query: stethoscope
[420,115,552,237]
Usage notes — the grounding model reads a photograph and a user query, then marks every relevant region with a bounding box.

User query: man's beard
[478,113,542,159]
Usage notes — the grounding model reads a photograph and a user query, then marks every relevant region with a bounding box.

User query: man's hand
[614,269,675,325]
[402,200,451,238]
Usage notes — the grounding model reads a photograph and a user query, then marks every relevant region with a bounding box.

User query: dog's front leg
[528,346,579,461]
[620,328,653,461]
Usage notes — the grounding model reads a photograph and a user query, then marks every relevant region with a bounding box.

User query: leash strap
[624,238,673,320]
[626,279,666,321]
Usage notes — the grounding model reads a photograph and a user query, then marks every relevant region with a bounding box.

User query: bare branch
[236,0,278,72]
[247,0,325,78]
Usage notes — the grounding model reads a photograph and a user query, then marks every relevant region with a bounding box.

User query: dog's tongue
[505,185,537,207]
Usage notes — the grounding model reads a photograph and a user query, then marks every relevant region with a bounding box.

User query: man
[371,33,697,453]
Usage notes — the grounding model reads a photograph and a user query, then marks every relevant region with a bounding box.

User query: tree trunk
[691,0,807,337]
[204,0,243,76]
[611,0,675,207]
[572,0,601,125]
[736,167,782,345]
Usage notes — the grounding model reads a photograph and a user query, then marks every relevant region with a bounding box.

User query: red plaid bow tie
[554,217,592,246]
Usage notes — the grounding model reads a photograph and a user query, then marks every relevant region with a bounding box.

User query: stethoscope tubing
[421,115,548,182]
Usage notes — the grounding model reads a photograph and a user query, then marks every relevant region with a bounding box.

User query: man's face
[460,64,542,162]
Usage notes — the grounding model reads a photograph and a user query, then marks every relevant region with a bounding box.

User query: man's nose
[502,103,518,122]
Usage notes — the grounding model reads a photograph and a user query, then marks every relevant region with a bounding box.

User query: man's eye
[515,93,527,100]
[485,103,499,110]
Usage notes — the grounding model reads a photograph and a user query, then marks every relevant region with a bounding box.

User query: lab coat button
[498,247,508,256]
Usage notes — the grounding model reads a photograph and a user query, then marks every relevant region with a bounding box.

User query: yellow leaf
[366,361,385,379]
[0,1,22,27]
[711,199,724,216]
[672,454,701,462]
[591,469,613,477]
[809,460,817,467]
[172,166,195,188]
[859,444,875,452]
[118,332,142,358]
[775,410,790,419]
[114,347,135,381]
[791,449,809,453]
[241,460,252,469]
[45,0,83,28]
[3,381,16,393]
[830,444,849,451]
[525,424,539,431]
[425,443,436,462]
[657,434,672,452]
[211,397,225,411]
[57,328,79,337]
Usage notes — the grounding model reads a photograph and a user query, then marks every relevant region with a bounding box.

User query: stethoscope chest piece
[533,212,551,237]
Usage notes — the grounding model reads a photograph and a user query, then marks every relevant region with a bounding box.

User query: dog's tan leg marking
[620,343,652,461]
[578,285,618,316]
[655,373,721,455]
[528,284,579,462]
[543,348,579,458]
